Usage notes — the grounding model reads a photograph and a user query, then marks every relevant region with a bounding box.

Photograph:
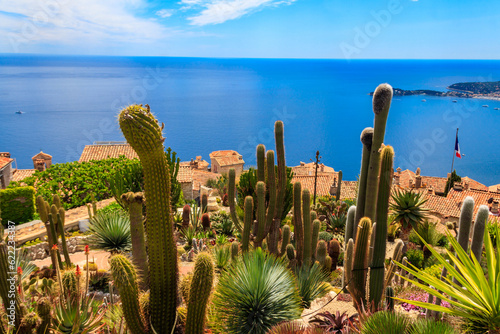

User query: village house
[209,150,244,176]
[0,153,14,189]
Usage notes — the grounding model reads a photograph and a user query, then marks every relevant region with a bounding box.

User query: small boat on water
[494,107,499,110]
[15,110,24,114]
[421,99,426,102]
[452,100,457,103]
[482,105,489,108]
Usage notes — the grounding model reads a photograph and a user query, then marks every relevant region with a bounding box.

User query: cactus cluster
[228,121,288,255]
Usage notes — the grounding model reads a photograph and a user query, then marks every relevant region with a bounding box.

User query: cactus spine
[110,255,147,334]
[345,206,356,243]
[351,217,372,310]
[368,145,394,309]
[185,253,214,334]
[119,104,177,332]
[121,192,149,290]
[364,84,392,220]
[354,128,373,228]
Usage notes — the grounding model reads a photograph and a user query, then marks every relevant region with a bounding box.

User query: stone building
[209,150,244,176]
[0,153,14,189]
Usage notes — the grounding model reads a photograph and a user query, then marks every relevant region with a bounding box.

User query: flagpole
[450,128,459,173]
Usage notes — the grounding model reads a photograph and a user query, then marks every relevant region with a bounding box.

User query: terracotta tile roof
[447,188,500,218]
[291,174,336,197]
[79,144,138,162]
[192,170,222,192]
[209,150,244,167]
[291,162,336,176]
[489,184,500,193]
[397,169,448,194]
[180,156,209,170]
[177,166,193,183]
[462,177,488,191]
[0,157,13,170]
[339,181,358,200]
[422,193,461,218]
[12,169,36,182]
[32,151,52,160]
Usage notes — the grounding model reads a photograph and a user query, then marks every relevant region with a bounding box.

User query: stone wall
[23,235,92,261]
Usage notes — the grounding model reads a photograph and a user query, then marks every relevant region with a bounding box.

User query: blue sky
[0,0,499,59]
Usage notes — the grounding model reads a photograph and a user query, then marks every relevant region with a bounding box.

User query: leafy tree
[444,169,461,196]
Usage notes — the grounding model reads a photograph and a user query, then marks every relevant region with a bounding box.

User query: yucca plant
[15,247,38,281]
[267,321,324,333]
[52,295,105,333]
[294,263,333,309]
[395,224,500,333]
[407,319,459,334]
[390,189,429,244]
[88,211,131,253]
[360,311,411,334]
[212,244,231,271]
[212,248,302,334]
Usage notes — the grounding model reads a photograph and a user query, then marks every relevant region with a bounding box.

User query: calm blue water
[1,55,499,185]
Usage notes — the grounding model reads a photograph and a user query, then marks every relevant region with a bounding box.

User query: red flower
[85,245,90,254]
[76,265,82,277]
[51,244,58,251]
[17,266,22,275]
[210,240,216,246]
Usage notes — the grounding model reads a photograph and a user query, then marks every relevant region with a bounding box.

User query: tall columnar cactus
[241,196,254,252]
[343,238,354,291]
[36,196,59,271]
[328,239,340,271]
[336,170,343,200]
[185,253,214,334]
[385,286,394,311]
[471,205,489,261]
[345,206,356,243]
[385,239,404,286]
[293,182,304,265]
[311,220,320,261]
[364,84,393,220]
[47,211,63,269]
[354,128,373,227]
[182,204,191,228]
[56,206,72,268]
[280,225,291,257]
[231,241,239,261]
[453,196,474,288]
[121,192,149,290]
[36,297,51,334]
[368,223,377,266]
[62,270,77,298]
[350,217,372,310]
[201,213,211,231]
[119,104,177,332]
[302,189,312,265]
[368,145,394,309]
[53,194,62,209]
[201,194,208,214]
[110,255,147,334]
[228,121,287,254]
[316,240,327,266]
[286,244,295,261]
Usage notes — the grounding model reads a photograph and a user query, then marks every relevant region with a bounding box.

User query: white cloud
[156,9,175,18]
[0,0,173,52]
[182,0,297,26]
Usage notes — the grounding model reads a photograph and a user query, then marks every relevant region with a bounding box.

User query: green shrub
[421,264,444,280]
[405,249,424,269]
[0,186,36,225]
[96,202,125,216]
[318,231,333,243]
[360,311,411,334]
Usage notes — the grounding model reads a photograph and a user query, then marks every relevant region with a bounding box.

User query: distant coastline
[369,81,500,101]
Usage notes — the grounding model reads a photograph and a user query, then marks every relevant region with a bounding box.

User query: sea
[1,55,499,186]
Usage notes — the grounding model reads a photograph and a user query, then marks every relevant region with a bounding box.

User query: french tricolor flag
[455,135,462,159]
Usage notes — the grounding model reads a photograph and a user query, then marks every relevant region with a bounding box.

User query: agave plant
[52,294,105,333]
[395,224,500,333]
[360,311,411,334]
[267,321,324,333]
[212,248,302,334]
[309,310,358,333]
[88,211,131,254]
[390,189,429,243]
[294,263,333,309]
[212,244,231,271]
[15,247,37,281]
